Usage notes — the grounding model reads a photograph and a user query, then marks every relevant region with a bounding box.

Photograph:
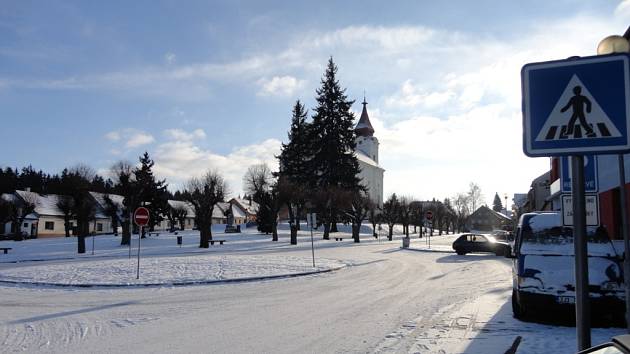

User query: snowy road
[0,233,623,353]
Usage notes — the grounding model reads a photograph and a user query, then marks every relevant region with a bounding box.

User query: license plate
[557,296,575,304]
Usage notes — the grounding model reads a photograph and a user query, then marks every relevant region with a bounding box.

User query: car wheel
[456,250,466,255]
[512,289,525,319]
[495,249,503,256]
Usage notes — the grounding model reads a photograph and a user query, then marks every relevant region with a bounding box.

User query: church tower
[355,97,379,163]
[354,96,384,207]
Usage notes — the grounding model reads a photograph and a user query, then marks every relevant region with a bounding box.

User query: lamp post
[597,31,630,334]
[504,193,508,215]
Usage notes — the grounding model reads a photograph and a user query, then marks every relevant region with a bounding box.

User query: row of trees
[241,58,368,244]
[242,58,490,245]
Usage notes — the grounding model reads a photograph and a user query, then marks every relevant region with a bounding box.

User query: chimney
[26,187,31,192]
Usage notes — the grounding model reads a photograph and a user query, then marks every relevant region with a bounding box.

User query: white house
[12,190,112,238]
[230,198,259,223]
[354,98,385,208]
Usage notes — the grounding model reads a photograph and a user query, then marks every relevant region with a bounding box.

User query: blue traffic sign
[560,154,598,192]
[523,53,630,156]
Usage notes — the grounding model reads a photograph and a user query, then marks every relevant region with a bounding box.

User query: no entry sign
[134,207,150,226]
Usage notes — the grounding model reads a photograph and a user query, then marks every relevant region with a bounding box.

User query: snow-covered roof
[213,203,228,219]
[231,204,246,218]
[513,193,528,208]
[1,193,17,203]
[167,200,195,218]
[231,198,259,215]
[90,192,124,210]
[356,150,384,170]
[491,209,511,221]
[15,190,109,219]
[16,190,63,217]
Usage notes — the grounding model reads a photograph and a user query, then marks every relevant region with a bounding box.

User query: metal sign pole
[572,155,591,350]
[309,214,315,267]
[128,211,132,259]
[137,225,142,280]
[618,154,630,333]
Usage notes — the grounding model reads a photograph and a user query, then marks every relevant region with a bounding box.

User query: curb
[0,265,347,289]
[401,247,454,254]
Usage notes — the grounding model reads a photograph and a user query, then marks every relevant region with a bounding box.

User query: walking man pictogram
[561,85,596,138]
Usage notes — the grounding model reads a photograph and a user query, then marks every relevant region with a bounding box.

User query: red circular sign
[425,211,433,220]
[134,207,150,226]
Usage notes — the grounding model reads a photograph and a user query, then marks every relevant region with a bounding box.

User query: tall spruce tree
[278,100,310,240]
[309,57,362,236]
[492,192,503,212]
[310,57,361,191]
[134,152,169,236]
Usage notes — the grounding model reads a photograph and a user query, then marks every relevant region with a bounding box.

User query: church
[354,98,385,208]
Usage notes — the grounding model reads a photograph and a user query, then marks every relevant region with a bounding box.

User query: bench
[0,247,12,254]
[334,237,343,241]
[224,225,241,233]
[209,240,226,245]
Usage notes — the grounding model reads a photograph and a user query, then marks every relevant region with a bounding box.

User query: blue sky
[1,0,629,206]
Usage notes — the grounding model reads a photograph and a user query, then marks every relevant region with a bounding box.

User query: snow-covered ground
[0,224,624,353]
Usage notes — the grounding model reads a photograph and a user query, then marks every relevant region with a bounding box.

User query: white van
[510,212,624,322]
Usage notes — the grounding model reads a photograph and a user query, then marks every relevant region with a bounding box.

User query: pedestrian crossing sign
[522,53,630,156]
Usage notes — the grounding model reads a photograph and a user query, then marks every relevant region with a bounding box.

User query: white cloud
[615,0,630,20]
[126,132,155,148]
[152,138,281,193]
[164,128,206,141]
[385,80,454,109]
[310,25,434,52]
[105,128,155,149]
[257,75,305,96]
[105,131,121,141]
[164,52,176,65]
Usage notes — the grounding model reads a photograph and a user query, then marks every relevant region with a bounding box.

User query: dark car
[452,233,511,256]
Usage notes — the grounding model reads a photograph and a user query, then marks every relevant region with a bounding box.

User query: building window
[45,221,54,230]
[187,219,191,226]
[23,223,28,228]
[96,223,103,232]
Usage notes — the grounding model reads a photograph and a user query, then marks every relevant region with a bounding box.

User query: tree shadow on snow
[435,254,506,264]
[8,300,137,325]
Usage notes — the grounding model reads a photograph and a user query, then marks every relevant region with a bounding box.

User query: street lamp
[597,35,630,55]
[597,31,630,334]
[504,193,508,215]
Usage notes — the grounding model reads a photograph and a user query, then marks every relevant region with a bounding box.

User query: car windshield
[521,224,608,245]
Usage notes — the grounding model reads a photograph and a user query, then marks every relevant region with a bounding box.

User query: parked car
[508,212,624,322]
[578,334,630,353]
[452,233,511,256]
[491,229,511,242]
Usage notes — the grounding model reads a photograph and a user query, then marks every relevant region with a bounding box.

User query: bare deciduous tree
[111,161,136,246]
[467,182,484,215]
[398,196,413,237]
[381,193,399,241]
[185,170,228,248]
[344,191,371,243]
[55,195,75,238]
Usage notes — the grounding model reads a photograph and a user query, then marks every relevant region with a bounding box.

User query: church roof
[356,150,384,170]
[355,97,375,137]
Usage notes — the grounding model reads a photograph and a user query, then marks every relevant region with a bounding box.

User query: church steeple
[355,96,375,137]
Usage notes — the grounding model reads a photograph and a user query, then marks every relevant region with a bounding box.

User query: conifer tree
[134,152,169,236]
[310,57,361,192]
[309,57,362,233]
[492,192,503,212]
[278,100,310,238]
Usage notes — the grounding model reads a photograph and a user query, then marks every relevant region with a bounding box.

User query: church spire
[355,94,375,137]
